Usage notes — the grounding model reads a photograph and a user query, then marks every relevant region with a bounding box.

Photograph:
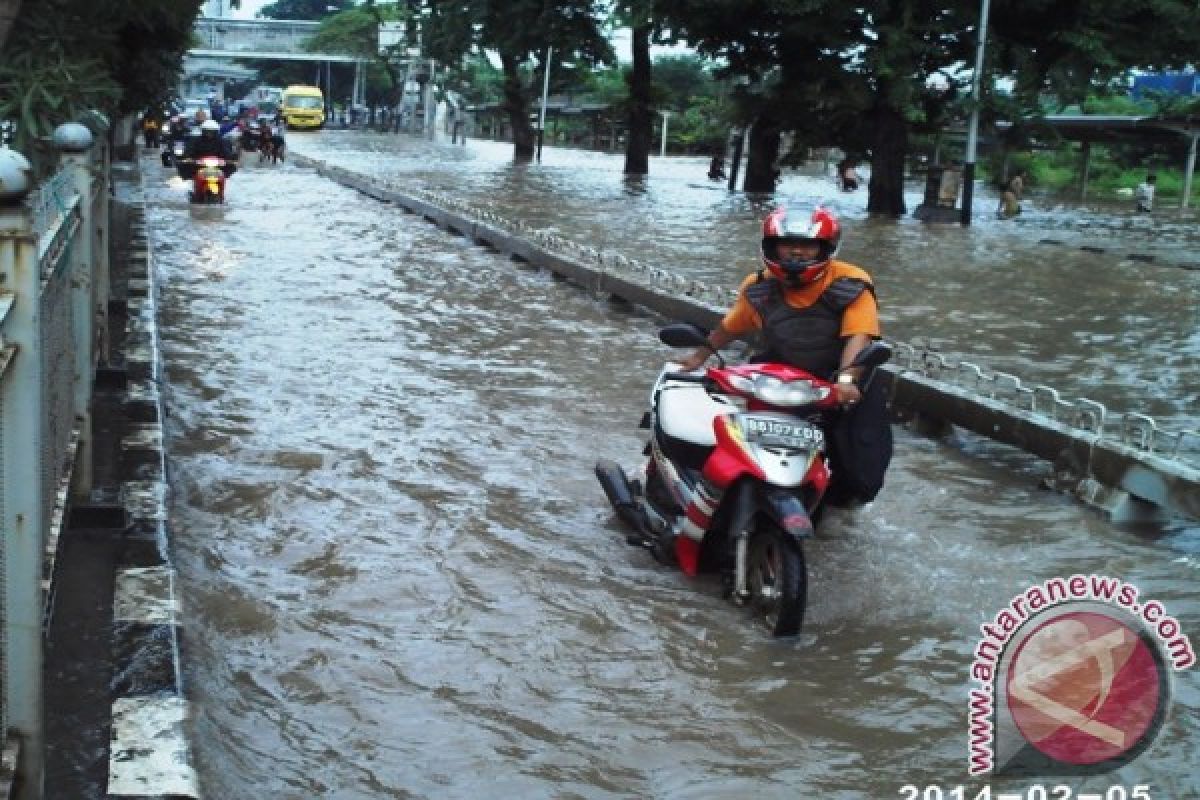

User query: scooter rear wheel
[746,526,807,636]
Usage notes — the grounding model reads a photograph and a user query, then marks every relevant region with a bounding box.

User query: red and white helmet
[761,206,842,285]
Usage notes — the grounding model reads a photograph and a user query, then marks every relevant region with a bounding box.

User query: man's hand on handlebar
[677,347,712,372]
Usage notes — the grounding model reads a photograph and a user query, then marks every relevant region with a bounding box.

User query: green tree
[652,0,871,192]
[305,3,414,108]
[651,55,711,111]
[650,54,731,154]
[611,0,659,174]
[657,0,1200,211]
[425,0,613,163]
[1,0,204,175]
[447,55,506,106]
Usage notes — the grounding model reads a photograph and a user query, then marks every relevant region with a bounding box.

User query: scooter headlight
[727,374,756,395]
[748,374,830,407]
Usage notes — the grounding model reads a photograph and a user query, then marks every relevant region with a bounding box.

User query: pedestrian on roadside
[997,169,1025,219]
[1135,174,1156,212]
[707,152,726,181]
[141,113,161,149]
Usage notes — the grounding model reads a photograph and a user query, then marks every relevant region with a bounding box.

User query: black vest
[745,272,873,377]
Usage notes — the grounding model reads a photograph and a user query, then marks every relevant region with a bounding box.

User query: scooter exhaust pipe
[594,459,652,538]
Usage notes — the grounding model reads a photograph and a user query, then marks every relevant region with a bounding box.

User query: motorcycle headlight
[751,375,830,407]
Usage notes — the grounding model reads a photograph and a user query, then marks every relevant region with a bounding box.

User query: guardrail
[294,153,1200,523]
[0,125,110,799]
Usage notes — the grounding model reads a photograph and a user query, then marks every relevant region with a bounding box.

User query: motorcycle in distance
[161,137,186,168]
[176,155,234,204]
[595,323,892,637]
[241,121,261,153]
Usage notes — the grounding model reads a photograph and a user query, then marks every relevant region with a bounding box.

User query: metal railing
[0,126,110,799]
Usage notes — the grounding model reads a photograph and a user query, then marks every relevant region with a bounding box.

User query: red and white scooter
[596,323,891,636]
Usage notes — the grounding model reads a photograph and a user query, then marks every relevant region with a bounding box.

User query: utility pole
[537,46,552,162]
[961,0,992,226]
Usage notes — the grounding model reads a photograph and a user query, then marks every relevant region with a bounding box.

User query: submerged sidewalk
[43,160,199,799]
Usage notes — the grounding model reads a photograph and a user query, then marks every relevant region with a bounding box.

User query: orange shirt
[721,260,881,338]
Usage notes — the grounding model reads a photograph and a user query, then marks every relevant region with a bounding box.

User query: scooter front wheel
[746,525,807,636]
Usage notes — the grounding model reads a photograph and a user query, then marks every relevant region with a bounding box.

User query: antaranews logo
[968,574,1195,778]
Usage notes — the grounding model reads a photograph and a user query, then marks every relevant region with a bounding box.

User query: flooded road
[142,136,1198,799]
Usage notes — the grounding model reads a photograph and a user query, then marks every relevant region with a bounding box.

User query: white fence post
[0,151,46,800]
[58,124,97,498]
[93,137,111,365]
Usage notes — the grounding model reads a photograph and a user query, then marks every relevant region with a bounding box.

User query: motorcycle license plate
[742,415,824,450]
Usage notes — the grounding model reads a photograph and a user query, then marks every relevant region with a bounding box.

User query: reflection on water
[142,137,1198,800]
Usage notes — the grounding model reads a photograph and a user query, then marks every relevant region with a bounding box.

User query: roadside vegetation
[0,0,206,175]
[992,92,1200,205]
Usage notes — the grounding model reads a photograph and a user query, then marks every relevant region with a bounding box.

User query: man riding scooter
[161,114,189,167]
[674,205,893,516]
[175,119,238,203]
[176,119,238,180]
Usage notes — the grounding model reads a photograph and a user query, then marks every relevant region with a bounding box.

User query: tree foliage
[653,0,1200,210]
[425,0,613,161]
[256,0,353,20]
[303,3,411,106]
[0,0,203,174]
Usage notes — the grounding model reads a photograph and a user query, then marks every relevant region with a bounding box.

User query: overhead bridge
[189,48,361,63]
[191,17,418,64]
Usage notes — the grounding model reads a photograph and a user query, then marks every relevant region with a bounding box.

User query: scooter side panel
[656,381,735,446]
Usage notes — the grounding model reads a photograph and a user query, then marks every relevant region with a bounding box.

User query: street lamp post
[961,0,992,225]
[659,110,672,157]
[537,46,552,162]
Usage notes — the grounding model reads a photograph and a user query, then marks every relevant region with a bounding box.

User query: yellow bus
[280,85,325,130]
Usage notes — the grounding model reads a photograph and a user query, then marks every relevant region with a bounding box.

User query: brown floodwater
[141,133,1198,799]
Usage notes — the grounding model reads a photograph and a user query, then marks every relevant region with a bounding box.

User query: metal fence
[0,128,109,798]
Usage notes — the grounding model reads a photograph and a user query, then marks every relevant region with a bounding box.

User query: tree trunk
[866,100,909,215]
[744,112,783,193]
[500,51,535,163]
[623,23,652,175]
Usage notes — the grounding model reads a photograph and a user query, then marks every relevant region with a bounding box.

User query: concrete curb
[105,203,200,799]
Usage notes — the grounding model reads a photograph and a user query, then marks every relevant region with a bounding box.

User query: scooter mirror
[850,340,893,369]
[659,323,710,349]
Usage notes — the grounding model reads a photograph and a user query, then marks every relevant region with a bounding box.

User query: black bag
[825,372,893,506]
